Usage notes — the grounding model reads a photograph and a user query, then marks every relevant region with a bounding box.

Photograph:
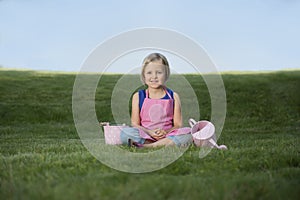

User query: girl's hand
[148,129,167,140]
[155,129,167,137]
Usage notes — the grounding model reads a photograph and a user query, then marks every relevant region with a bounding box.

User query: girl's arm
[131,92,140,127]
[172,92,183,128]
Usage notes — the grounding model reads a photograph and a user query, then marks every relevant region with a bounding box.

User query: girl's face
[143,61,166,89]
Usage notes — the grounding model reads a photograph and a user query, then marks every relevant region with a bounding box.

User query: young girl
[120,53,193,147]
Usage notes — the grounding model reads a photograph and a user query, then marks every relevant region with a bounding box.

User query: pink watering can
[189,119,227,150]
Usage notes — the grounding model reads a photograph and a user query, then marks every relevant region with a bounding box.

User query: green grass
[0,69,299,199]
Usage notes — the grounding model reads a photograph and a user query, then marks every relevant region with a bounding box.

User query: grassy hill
[0,69,299,199]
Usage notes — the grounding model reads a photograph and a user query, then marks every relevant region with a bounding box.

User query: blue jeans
[120,127,145,144]
[120,127,193,147]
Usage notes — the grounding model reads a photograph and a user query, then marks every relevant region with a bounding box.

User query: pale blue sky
[0,0,299,73]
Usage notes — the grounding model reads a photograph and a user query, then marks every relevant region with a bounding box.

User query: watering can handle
[189,119,197,127]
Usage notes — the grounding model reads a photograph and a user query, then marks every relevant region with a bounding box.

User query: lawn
[0,69,299,199]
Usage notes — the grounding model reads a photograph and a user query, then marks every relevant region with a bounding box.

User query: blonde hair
[141,53,170,84]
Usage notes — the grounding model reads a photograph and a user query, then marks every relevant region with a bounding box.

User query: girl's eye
[157,71,163,74]
[146,71,152,74]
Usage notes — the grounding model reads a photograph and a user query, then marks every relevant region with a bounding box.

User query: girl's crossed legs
[120,127,193,148]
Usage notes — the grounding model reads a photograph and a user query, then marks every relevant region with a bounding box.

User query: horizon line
[1,66,299,75]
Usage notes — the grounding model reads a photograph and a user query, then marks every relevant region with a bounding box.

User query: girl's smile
[144,62,166,89]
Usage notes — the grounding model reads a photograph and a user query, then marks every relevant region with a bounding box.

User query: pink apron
[138,89,191,140]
